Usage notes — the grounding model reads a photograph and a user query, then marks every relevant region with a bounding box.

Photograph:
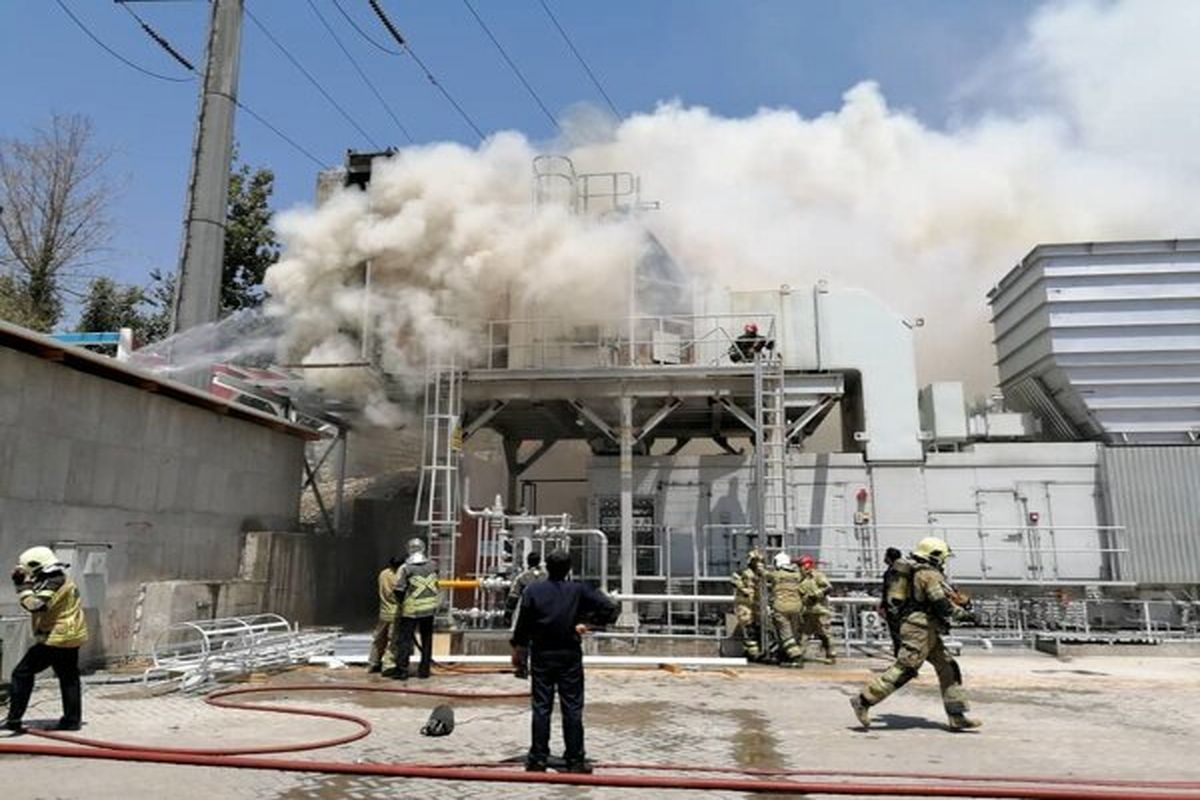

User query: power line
[305,0,413,144]
[116,1,195,72]
[367,0,486,142]
[116,3,328,169]
[461,0,560,133]
[54,0,192,83]
[233,100,327,169]
[330,0,403,56]
[536,0,621,118]
[244,5,381,148]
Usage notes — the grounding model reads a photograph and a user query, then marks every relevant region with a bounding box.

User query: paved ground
[1,651,1198,799]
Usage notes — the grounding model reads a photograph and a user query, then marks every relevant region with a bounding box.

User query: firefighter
[796,555,836,663]
[506,551,547,679]
[731,549,766,661]
[766,551,805,665]
[367,556,402,674]
[728,322,774,363]
[384,538,439,681]
[5,547,88,732]
[850,537,980,730]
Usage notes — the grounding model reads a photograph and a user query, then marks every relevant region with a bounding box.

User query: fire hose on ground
[0,681,1197,798]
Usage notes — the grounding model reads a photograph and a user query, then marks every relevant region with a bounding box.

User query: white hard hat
[17,546,65,574]
[773,551,792,569]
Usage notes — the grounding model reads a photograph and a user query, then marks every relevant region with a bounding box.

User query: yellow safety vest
[398,561,440,618]
[21,576,88,648]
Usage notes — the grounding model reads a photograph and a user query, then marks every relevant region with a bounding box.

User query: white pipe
[535,526,610,591]
[610,593,879,606]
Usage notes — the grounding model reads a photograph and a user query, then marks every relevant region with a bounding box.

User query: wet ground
[1,652,1198,799]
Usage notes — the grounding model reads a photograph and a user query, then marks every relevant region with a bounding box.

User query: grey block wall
[0,345,304,660]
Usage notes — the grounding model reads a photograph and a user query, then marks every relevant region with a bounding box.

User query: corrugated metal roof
[0,320,320,440]
[1101,446,1200,585]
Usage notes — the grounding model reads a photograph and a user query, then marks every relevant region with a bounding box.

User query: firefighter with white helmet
[850,536,980,731]
[384,537,439,680]
[766,551,806,665]
[5,546,88,733]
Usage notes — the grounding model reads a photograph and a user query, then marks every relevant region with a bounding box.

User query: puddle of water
[725,708,785,771]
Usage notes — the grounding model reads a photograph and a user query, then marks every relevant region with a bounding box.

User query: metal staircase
[414,346,463,567]
[753,347,790,547]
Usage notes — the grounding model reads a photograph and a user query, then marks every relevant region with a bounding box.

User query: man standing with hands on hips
[510,548,618,774]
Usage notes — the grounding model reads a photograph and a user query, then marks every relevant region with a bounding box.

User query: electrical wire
[305,0,413,144]
[116,0,196,72]
[244,5,381,148]
[367,0,487,142]
[330,0,404,56]
[461,0,560,133]
[54,0,193,83]
[536,0,622,118]
[114,3,327,169]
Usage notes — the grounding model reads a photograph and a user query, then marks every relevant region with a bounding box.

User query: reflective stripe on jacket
[19,574,88,648]
[397,560,439,618]
[377,567,399,621]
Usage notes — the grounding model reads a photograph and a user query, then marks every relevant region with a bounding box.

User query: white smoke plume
[265,0,1200,402]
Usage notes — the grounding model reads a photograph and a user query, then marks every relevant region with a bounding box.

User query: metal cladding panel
[1101,446,1200,585]
[988,239,1200,444]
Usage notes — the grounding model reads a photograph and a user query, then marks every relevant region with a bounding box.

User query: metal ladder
[414,348,463,567]
[753,348,790,547]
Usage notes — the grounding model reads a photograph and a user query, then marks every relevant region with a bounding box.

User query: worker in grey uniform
[506,551,547,679]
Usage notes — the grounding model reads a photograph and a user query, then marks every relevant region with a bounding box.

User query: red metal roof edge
[0,320,322,441]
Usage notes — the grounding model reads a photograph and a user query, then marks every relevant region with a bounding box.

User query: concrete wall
[0,345,305,661]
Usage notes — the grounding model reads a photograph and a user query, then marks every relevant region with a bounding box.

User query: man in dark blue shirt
[510,548,618,773]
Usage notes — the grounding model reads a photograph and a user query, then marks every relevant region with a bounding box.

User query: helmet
[773,551,792,569]
[797,555,815,570]
[17,546,65,575]
[406,537,428,564]
[420,704,455,737]
[744,322,759,334]
[912,537,952,567]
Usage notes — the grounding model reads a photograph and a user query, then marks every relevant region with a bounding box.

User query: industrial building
[3,155,1199,674]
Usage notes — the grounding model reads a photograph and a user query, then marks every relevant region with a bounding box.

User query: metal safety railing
[468,312,779,371]
[655,522,1132,585]
[144,614,340,692]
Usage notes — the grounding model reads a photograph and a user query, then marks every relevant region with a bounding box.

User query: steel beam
[570,400,619,443]
[634,398,682,444]
[717,397,756,431]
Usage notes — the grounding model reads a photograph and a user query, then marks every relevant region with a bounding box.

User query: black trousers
[391,615,433,677]
[528,648,585,765]
[6,644,82,725]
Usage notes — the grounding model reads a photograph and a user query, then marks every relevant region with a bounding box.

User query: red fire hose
[0,681,1196,798]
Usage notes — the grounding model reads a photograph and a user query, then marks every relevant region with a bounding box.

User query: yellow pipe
[438,579,480,589]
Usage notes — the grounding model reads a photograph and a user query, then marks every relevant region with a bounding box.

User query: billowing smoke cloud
[265,0,1200,403]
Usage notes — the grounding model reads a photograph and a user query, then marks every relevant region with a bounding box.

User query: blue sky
[0,0,1040,306]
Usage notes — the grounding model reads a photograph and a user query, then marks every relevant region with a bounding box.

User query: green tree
[138,268,175,344]
[76,277,145,333]
[222,160,279,314]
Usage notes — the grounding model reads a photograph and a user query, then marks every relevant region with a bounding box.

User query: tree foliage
[222,160,279,314]
[0,114,112,331]
[76,277,145,333]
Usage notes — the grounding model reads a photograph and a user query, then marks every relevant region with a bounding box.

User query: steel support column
[619,396,637,624]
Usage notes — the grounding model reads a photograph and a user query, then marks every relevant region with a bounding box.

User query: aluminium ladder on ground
[414,346,463,575]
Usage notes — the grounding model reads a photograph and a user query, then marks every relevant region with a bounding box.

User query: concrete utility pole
[172,0,243,334]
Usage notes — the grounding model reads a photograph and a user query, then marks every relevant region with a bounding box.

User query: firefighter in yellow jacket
[766,551,806,665]
[384,538,440,680]
[850,537,981,731]
[5,546,88,732]
[795,555,836,663]
[731,549,766,661]
[367,556,402,674]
